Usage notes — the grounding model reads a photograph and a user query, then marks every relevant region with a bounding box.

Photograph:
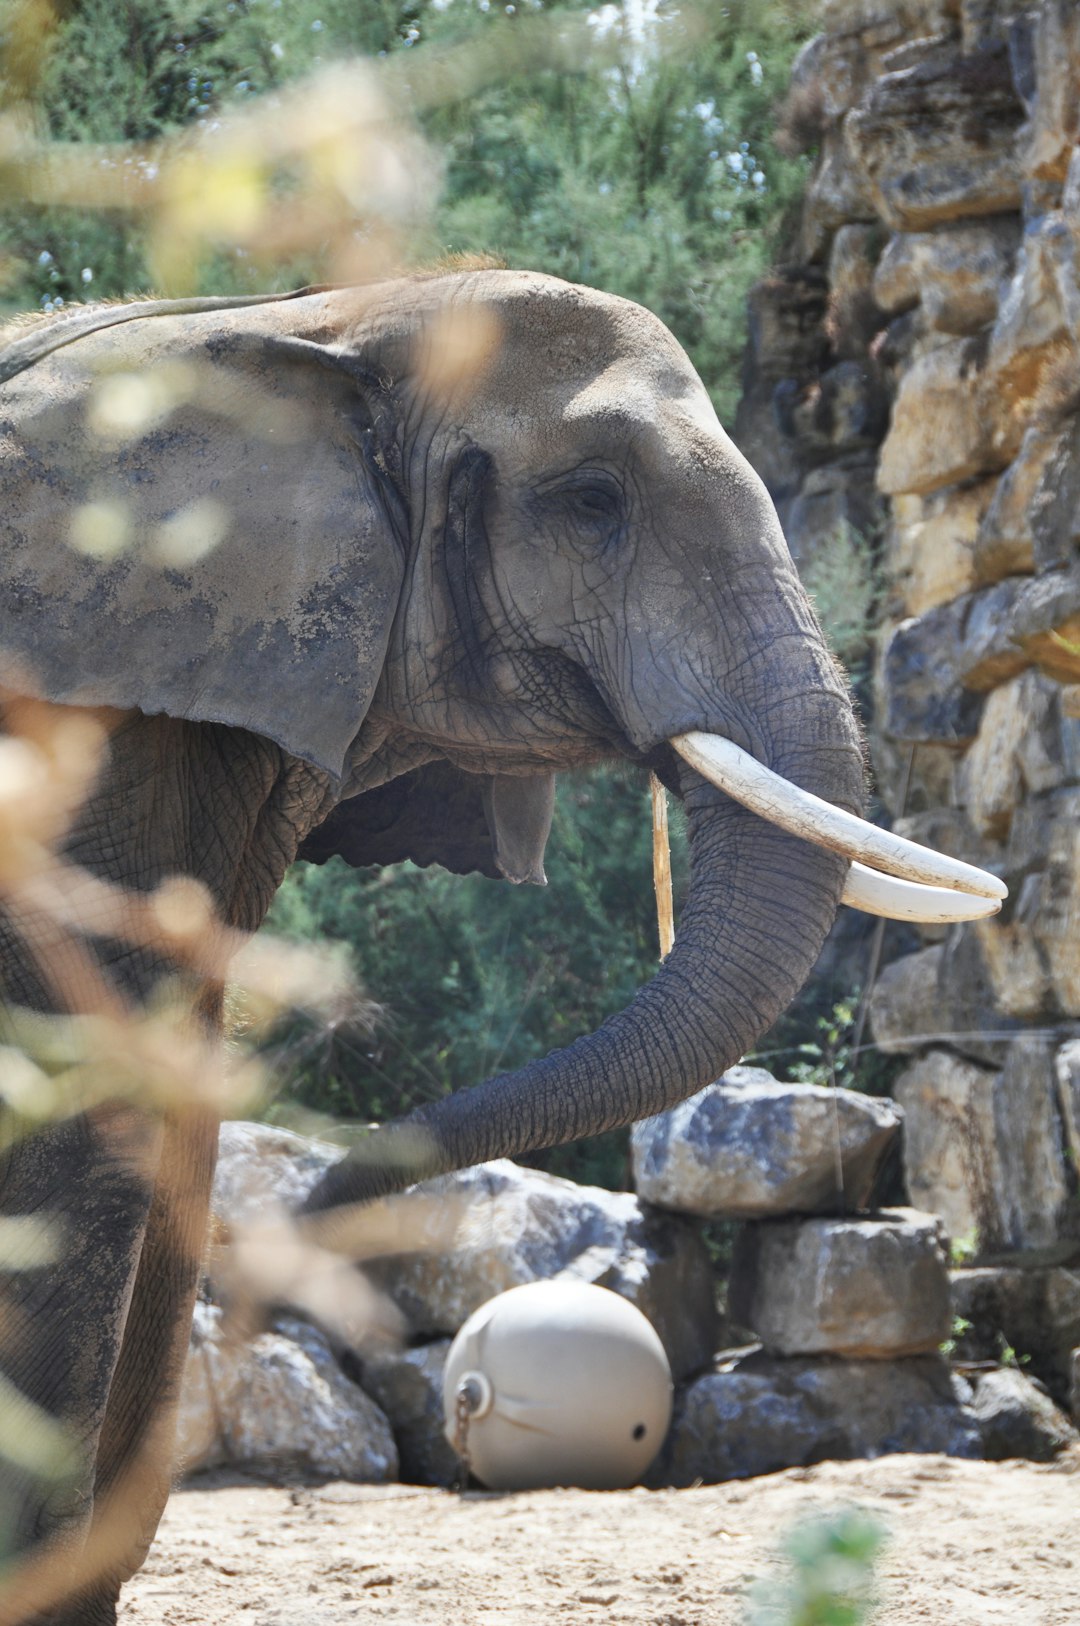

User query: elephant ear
[0,290,405,783]
[298,763,556,885]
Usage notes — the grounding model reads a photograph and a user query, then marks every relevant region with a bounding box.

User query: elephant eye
[538,470,625,539]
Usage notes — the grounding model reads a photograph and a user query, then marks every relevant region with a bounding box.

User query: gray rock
[360,1341,458,1488]
[630,1066,900,1220]
[1020,0,1080,185]
[213,1120,343,1222]
[176,1305,398,1483]
[893,1038,1075,1255]
[648,1349,981,1487]
[208,1126,716,1381]
[729,1209,952,1358]
[874,218,1020,335]
[1057,1040,1080,1171]
[991,1036,1073,1252]
[846,44,1023,232]
[870,946,969,1055]
[1070,1347,1080,1424]
[970,1367,1078,1461]
[951,1262,1080,1405]
[362,1160,719,1383]
[894,1049,1004,1247]
[877,334,999,498]
[880,565,1080,744]
[785,458,883,573]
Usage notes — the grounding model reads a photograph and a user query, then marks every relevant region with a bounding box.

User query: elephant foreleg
[0,1104,162,1625]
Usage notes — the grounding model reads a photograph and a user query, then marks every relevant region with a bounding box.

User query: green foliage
[2,0,815,422]
[745,1510,886,1626]
[261,764,686,1185]
[799,523,881,679]
[751,990,900,1102]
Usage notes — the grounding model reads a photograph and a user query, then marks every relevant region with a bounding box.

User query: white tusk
[842,862,1001,922]
[672,731,1007,901]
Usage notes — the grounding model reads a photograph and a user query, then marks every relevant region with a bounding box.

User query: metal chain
[453,1381,473,1491]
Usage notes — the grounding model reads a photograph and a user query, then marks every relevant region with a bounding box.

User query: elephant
[0,270,1003,1623]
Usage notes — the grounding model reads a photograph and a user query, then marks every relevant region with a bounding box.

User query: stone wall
[738,0,1080,1359]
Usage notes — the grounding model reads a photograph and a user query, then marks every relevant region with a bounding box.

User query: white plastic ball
[442,1280,673,1490]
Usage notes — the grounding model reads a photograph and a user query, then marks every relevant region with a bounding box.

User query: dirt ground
[120,1450,1080,1626]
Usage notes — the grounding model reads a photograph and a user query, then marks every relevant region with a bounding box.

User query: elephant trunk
[299,747,853,1229]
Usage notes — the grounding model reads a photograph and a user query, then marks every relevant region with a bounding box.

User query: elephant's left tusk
[842,862,1001,922]
[671,731,1006,910]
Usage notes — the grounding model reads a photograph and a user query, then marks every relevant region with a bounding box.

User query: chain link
[453,1381,473,1491]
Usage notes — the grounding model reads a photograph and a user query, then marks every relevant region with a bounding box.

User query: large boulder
[968,1367,1079,1461]
[728,1209,952,1358]
[359,1340,458,1488]
[1019,0,1080,184]
[846,44,1024,232]
[648,1348,980,1487]
[630,1066,900,1220]
[886,482,989,617]
[893,1038,1075,1254]
[877,335,1000,497]
[873,217,1020,335]
[360,1160,719,1383]
[208,1125,717,1383]
[951,1261,1080,1405]
[176,1304,398,1482]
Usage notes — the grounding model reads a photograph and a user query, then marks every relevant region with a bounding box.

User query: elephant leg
[0,1105,162,1625]
[34,1107,219,1626]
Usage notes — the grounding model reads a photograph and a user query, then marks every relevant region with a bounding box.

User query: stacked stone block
[737,0,1080,1420]
[632,1068,987,1483]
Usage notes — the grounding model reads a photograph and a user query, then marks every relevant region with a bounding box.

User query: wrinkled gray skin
[0,272,863,1623]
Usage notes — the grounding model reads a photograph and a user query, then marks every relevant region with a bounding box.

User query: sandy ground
[120,1451,1080,1626]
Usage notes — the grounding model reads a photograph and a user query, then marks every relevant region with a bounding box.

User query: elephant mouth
[671,731,1006,926]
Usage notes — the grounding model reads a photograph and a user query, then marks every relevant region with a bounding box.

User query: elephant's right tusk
[672,731,1006,904]
[842,862,1001,922]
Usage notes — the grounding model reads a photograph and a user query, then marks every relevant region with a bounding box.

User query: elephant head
[0,271,1002,1213]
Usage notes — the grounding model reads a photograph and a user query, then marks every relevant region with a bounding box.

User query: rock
[984,212,1080,462]
[892,1037,1074,1254]
[744,266,830,380]
[799,125,878,262]
[869,945,960,1054]
[878,334,1000,497]
[362,1160,719,1383]
[729,1209,952,1358]
[1026,413,1080,575]
[785,457,883,571]
[954,670,1066,840]
[951,1262,1080,1404]
[1057,1040,1080,1168]
[359,1341,459,1488]
[886,481,990,616]
[879,604,984,743]
[973,426,1055,584]
[1020,0,1080,185]
[846,44,1024,232]
[991,1035,1073,1250]
[1070,1347,1080,1423]
[212,1120,343,1221]
[176,1306,398,1482]
[880,565,1080,742]
[631,1067,900,1221]
[648,1349,981,1487]
[174,1302,239,1474]
[873,219,1020,335]
[969,1367,1079,1460]
[827,224,885,357]
[893,1049,1003,1247]
[208,1127,718,1377]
